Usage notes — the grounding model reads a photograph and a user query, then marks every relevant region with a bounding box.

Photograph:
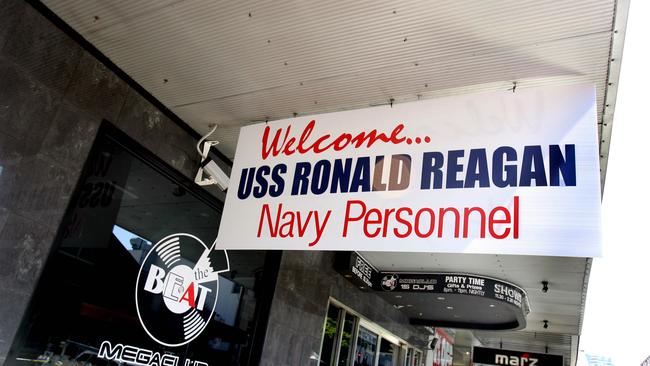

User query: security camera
[197,155,230,191]
[195,125,230,191]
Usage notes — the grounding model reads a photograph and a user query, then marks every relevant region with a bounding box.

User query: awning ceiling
[362,252,588,366]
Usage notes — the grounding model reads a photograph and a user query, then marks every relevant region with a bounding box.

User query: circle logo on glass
[135,233,229,347]
[381,274,399,291]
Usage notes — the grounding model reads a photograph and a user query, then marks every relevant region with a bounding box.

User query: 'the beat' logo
[381,274,399,291]
[135,234,229,347]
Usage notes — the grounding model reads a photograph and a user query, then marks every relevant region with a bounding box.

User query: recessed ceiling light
[446,306,454,310]
[344,274,352,278]
[406,304,413,307]
[489,304,496,308]
[419,312,423,317]
[437,296,445,300]
[465,351,470,355]
[395,295,402,299]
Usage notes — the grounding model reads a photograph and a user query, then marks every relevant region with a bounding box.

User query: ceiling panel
[43,0,618,160]
[361,251,587,366]
[48,1,613,102]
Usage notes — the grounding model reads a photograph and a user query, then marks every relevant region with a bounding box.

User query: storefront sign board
[218,84,601,256]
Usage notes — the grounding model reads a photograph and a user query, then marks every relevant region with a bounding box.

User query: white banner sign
[217,84,601,257]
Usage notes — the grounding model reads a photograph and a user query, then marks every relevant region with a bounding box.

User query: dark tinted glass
[413,350,421,366]
[5,131,268,366]
[377,338,399,366]
[353,327,377,366]
[320,304,342,366]
[337,312,356,366]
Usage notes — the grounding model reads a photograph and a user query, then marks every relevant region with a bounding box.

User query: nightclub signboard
[335,252,527,309]
[218,84,601,257]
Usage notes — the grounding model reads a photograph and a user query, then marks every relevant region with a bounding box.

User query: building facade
[0,1,627,366]
[0,2,431,365]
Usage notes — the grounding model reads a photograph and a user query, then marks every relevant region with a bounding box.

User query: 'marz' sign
[218,85,601,257]
[472,347,563,366]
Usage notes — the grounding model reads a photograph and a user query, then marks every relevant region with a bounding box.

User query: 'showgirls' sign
[217,84,601,256]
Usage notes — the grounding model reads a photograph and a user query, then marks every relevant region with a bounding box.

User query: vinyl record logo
[135,233,229,347]
[381,274,399,291]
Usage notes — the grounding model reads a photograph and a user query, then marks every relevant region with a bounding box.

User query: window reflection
[338,312,356,366]
[377,338,399,366]
[353,327,378,366]
[320,304,342,366]
[112,225,152,262]
[5,129,269,366]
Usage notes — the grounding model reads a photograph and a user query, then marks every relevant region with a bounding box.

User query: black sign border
[334,252,531,331]
[472,346,563,366]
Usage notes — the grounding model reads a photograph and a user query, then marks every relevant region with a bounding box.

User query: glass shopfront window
[353,327,378,366]
[377,338,399,366]
[321,304,343,366]
[412,350,422,366]
[405,348,414,366]
[337,312,357,366]
[4,124,276,366]
[319,300,421,366]
[319,303,359,366]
